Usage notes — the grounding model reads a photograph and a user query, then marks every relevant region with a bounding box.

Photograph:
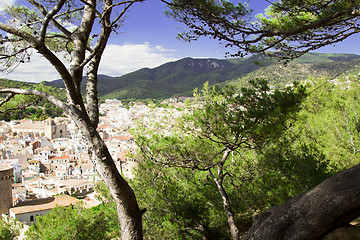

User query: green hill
[0,78,36,89]
[103,53,360,99]
[9,52,360,100]
[226,53,360,89]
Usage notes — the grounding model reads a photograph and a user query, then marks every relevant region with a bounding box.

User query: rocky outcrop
[242,164,360,240]
[323,217,360,240]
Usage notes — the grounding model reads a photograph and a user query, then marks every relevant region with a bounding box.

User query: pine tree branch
[39,0,67,42]
[27,0,72,38]
[0,93,15,108]
[0,88,69,114]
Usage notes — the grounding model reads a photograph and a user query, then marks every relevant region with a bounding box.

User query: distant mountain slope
[0,78,36,89]
[101,57,268,99]
[44,57,257,98]
[226,53,360,89]
[39,52,360,99]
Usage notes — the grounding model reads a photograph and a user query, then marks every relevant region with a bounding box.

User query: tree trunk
[209,150,240,240]
[242,164,360,240]
[214,178,239,240]
[197,224,211,240]
[0,1,144,239]
[72,111,143,240]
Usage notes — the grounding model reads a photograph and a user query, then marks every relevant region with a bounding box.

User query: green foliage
[26,203,120,240]
[93,182,122,236]
[190,79,306,149]
[258,1,358,31]
[0,216,22,240]
[257,139,335,201]
[254,0,360,59]
[132,120,333,238]
[0,80,66,121]
[131,163,228,239]
[293,75,360,169]
[131,79,335,238]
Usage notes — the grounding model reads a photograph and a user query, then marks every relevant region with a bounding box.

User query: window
[30,215,34,222]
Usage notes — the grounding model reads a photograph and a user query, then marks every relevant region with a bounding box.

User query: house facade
[11,119,69,140]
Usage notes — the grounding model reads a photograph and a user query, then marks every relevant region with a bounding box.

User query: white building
[11,119,69,140]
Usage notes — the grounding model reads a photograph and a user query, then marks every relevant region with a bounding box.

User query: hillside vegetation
[41,53,360,99]
[3,53,360,121]
[0,80,65,121]
[1,52,360,120]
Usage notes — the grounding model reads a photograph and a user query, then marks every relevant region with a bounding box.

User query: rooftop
[49,155,70,160]
[10,195,79,215]
[0,165,13,172]
[12,122,46,130]
[60,179,90,187]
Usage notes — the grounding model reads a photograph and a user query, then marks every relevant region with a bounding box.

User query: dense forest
[126,75,360,239]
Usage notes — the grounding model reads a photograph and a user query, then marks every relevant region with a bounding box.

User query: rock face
[323,217,360,240]
[242,164,360,240]
[323,227,360,240]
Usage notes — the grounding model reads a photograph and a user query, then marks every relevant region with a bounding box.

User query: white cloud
[0,53,63,83]
[98,43,177,76]
[0,0,15,12]
[0,43,177,83]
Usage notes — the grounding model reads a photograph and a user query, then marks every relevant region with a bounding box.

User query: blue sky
[0,0,360,82]
[114,0,271,59]
[106,0,360,59]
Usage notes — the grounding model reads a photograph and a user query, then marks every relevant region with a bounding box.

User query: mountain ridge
[8,52,360,100]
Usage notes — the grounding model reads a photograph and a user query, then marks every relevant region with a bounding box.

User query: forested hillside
[227,53,360,89]
[130,75,360,239]
[2,53,360,121]
[43,53,360,99]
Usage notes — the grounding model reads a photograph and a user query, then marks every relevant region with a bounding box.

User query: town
[0,98,184,227]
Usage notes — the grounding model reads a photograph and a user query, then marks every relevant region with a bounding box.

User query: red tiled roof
[49,155,70,160]
[111,136,133,141]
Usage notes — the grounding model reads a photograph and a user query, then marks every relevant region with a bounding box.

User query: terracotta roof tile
[10,195,78,214]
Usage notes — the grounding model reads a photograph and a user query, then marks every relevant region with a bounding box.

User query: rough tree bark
[72,111,143,239]
[242,164,360,240]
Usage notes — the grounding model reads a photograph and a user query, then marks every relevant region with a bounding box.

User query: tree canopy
[0,216,22,240]
[131,79,339,239]
[167,0,360,59]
